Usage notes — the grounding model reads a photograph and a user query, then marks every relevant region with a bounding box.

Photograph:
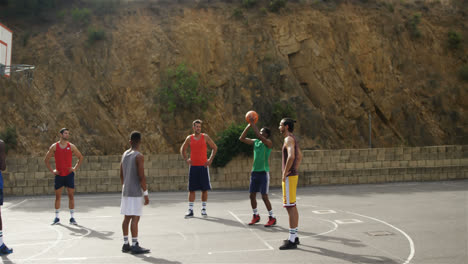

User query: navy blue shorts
[55,172,75,190]
[188,166,211,191]
[249,171,270,195]
[0,189,3,205]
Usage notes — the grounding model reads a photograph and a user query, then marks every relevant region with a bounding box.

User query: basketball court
[1,180,466,263]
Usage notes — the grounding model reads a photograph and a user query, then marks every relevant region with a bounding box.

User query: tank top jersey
[55,142,73,176]
[282,135,299,176]
[121,149,143,197]
[252,139,271,172]
[190,134,207,166]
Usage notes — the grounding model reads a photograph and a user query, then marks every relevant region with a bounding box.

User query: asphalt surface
[1,180,467,263]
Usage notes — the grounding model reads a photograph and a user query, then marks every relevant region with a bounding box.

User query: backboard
[0,22,12,77]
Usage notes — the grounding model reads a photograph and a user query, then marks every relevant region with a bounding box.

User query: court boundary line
[345,211,415,264]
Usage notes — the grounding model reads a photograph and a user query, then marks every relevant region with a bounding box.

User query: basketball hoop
[1,64,36,87]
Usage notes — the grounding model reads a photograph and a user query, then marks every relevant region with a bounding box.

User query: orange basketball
[245,110,259,124]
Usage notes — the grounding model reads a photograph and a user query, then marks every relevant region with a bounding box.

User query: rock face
[0,0,466,156]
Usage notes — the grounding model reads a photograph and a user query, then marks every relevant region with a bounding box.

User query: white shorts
[120,196,144,216]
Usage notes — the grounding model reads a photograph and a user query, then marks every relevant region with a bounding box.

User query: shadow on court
[299,245,399,264]
[56,223,115,240]
[191,216,244,228]
[132,254,182,264]
[0,255,15,264]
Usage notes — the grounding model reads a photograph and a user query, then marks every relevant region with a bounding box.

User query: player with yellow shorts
[279,118,302,250]
[282,175,298,207]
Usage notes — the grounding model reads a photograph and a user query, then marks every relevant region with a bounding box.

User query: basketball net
[1,64,36,87]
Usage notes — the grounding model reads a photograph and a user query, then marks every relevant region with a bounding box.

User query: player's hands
[53,169,60,175]
[186,158,192,166]
[248,116,256,124]
[144,196,149,205]
[282,171,289,182]
[69,167,76,173]
[204,159,212,167]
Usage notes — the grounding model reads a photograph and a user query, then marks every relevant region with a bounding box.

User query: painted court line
[3,199,29,210]
[346,211,415,264]
[206,211,274,255]
[59,257,88,261]
[24,224,63,261]
[264,218,339,242]
[229,210,274,250]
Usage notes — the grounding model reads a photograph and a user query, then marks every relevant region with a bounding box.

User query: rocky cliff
[0,0,466,156]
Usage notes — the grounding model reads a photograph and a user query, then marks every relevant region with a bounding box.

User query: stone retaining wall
[1,145,466,196]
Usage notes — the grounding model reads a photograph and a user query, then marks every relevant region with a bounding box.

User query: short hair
[261,127,271,138]
[130,131,141,143]
[59,128,69,134]
[281,118,296,132]
[192,119,203,126]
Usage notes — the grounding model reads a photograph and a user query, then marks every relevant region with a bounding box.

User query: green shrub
[458,65,468,82]
[386,3,394,12]
[270,101,297,125]
[448,30,462,49]
[87,27,105,44]
[260,7,268,15]
[72,8,91,25]
[212,123,255,168]
[407,13,422,39]
[0,127,17,153]
[56,9,66,20]
[269,0,286,12]
[232,8,244,19]
[242,0,258,8]
[156,63,208,113]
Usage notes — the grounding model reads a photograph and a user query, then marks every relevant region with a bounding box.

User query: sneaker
[264,216,277,227]
[131,242,150,254]
[0,244,13,255]
[52,217,60,225]
[248,214,260,225]
[185,209,194,218]
[69,217,78,225]
[122,243,131,253]
[201,209,207,217]
[283,237,300,245]
[279,239,297,250]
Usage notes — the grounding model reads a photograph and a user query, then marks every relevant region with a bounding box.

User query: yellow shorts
[282,175,298,207]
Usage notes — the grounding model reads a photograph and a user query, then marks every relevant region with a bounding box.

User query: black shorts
[188,166,211,191]
[0,189,3,206]
[55,172,75,190]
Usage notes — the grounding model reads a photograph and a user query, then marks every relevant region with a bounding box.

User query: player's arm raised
[204,134,218,167]
[180,135,191,165]
[239,124,255,145]
[250,122,273,149]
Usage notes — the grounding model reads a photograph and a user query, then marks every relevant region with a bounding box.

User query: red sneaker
[248,214,261,225]
[264,216,277,227]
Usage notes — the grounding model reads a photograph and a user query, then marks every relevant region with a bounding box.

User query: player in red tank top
[180,119,218,218]
[44,128,84,225]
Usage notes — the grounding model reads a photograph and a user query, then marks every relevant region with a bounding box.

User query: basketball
[245,110,259,124]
